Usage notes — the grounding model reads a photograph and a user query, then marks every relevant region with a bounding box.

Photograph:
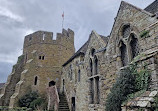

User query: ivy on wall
[140,30,150,38]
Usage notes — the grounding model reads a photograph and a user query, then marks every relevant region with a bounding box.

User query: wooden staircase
[58,93,70,111]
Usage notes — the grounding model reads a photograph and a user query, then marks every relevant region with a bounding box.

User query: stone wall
[0,29,75,108]
[61,1,158,111]
[0,55,25,106]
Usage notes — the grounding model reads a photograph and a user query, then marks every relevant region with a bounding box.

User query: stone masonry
[0,0,158,111]
[61,1,158,111]
[0,29,75,108]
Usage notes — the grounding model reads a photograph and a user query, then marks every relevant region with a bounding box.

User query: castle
[0,0,158,111]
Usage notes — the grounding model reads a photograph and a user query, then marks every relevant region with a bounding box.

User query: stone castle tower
[0,29,75,108]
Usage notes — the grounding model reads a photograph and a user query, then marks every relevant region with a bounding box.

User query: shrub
[105,63,151,111]
[19,91,39,108]
[29,97,44,109]
[105,66,135,111]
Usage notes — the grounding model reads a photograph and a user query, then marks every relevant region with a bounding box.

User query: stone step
[58,93,69,111]
[59,109,70,111]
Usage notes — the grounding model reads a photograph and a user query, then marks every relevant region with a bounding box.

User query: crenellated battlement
[23,28,74,52]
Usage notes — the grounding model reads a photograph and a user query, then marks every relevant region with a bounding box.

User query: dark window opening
[130,35,139,59]
[95,77,100,104]
[49,80,56,87]
[39,56,41,60]
[94,56,98,75]
[71,97,75,111]
[34,76,38,85]
[42,56,45,60]
[39,56,45,60]
[120,42,128,66]
[91,48,95,56]
[90,78,94,104]
[78,69,80,82]
[90,59,93,76]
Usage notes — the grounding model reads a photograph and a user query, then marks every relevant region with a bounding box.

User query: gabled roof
[63,39,89,66]
[109,1,152,37]
[63,31,109,66]
[144,0,158,14]
[0,83,5,88]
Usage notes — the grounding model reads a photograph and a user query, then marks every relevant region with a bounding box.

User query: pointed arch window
[120,42,128,66]
[94,56,98,75]
[130,34,139,59]
[90,59,93,76]
[122,25,130,38]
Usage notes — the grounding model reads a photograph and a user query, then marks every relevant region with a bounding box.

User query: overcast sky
[0,0,155,83]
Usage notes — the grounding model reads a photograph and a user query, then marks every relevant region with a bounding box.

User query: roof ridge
[121,1,152,15]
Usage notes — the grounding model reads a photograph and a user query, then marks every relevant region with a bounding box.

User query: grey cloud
[0,0,155,83]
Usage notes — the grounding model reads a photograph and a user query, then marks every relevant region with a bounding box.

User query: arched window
[90,59,93,76]
[34,76,38,85]
[130,34,139,59]
[122,25,130,38]
[94,56,98,75]
[91,48,95,56]
[120,42,128,66]
[78,69,80,82]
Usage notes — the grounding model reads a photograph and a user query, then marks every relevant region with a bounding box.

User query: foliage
[105,63,151,111]
[17,55,24,64]
[19,91,39,108]
[134,68,150,91]
[140,30,150,38]
[122,90,146,106]
[19,91,47,110]
[105,66,135,111]
[29,97,45,110]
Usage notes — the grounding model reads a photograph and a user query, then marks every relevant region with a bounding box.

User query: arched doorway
[49,80,56,87]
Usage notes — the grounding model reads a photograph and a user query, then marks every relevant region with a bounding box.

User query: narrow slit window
[78,69,81,82]
[39,56,41,60]
[42,56,45,60]
[34,76,38,85]
[43,33,45,40]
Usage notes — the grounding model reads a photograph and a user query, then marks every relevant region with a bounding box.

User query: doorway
[71,97,75,111]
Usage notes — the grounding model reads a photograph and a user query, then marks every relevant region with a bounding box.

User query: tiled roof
[63,32,109,66]
[63,40,89,66]
[144,0,158,14]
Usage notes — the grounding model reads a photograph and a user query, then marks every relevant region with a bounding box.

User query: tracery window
[119,24,139,67]
[122,25,130,38]
[89,49,100,104]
